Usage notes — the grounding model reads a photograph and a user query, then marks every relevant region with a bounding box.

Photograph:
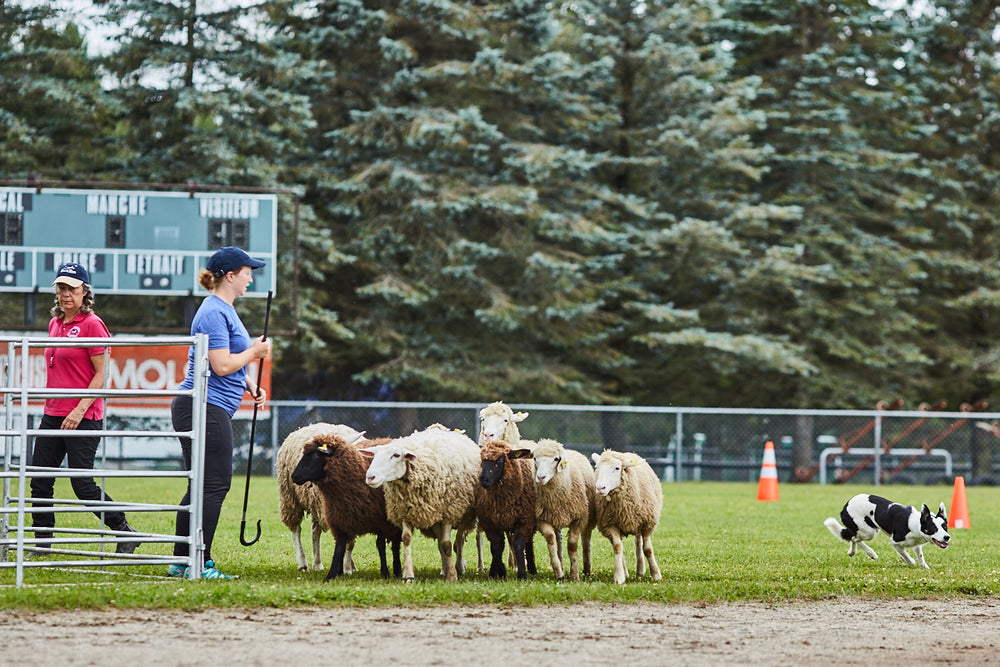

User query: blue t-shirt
[179,295,250,416]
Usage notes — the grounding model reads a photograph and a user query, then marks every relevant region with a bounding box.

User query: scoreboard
[0,187,277,297]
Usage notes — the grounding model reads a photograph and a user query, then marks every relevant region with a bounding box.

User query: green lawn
[2,477,996,609]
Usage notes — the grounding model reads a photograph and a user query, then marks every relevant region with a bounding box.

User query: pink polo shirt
[44,312,110,420]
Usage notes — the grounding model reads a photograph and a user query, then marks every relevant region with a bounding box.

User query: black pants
[29,414,126,532]
[171,395,233,562]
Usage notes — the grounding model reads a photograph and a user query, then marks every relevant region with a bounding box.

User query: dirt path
[2,598,998,665]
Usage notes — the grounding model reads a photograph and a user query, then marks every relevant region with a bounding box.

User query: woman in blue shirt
[168,247,271,579]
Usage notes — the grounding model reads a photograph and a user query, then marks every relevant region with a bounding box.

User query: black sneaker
[113,521,141,554]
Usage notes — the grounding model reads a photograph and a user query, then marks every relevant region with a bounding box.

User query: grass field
[2,477,997,610]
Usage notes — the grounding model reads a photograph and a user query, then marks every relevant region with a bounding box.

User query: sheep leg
[642,530,662,581]
[290,522,308,571]
[455,525,472,577]
[310,519,324,571]
[325,531,349,581]
[476,528,485,573]
[512,531,529,580]
[401,523,415,582]
[375,534,390,580]
[487,530,507,579]
[539,522,564,580]
[344,538,356,575]
[609,526,627,584]
[525,532,537,575]
[438,522,457,582]
[566,525,581,582]
[506,531,516,569]
[582,528,592,576]
[634,533,645,578]
[390,536,402,578]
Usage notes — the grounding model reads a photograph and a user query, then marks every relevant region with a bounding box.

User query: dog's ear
[921,504,931,518]
[938,502,947,520]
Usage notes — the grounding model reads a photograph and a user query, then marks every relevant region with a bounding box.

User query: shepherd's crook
[240,290,273,547]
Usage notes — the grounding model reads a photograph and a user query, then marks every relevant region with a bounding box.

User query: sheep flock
[278,402,664,584]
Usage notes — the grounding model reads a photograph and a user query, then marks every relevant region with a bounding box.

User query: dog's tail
[824,517,850,541]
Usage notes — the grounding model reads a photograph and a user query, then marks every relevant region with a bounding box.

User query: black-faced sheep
[477,439,538,579]
[477,400,542,570]
[362,426,480,582]
[277,422,365,572]
[591,450,663,584]
[290,433,402,580]
[514,438,596,581]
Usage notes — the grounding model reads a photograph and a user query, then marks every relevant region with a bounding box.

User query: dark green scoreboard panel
[0,187,277,297]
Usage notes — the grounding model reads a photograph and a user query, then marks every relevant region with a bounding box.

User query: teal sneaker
[166,563,188,577]
[201,560,239,580]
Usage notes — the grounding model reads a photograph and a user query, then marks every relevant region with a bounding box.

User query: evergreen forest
[3,0,1000,409]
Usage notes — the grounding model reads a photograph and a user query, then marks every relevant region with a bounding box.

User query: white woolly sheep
[362,426,481,582]
[477,439,537,579]
[277,422,365,572]
[591,450,663,584]
[513,438,596,581]
[291,433,401,580]
[478,401,530,444]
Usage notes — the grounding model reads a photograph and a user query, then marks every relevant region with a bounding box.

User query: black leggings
[29,414,126,531]
[171,395,233,562]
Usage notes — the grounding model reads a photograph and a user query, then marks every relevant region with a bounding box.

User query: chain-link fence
[231,401,1000,487]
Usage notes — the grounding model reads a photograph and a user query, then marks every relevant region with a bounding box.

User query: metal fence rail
[0,334,209,587]
[254,401,1000,487]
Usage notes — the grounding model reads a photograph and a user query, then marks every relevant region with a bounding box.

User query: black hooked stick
[239,290,272,547]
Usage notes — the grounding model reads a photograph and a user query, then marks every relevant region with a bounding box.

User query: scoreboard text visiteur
[0,187,277,297]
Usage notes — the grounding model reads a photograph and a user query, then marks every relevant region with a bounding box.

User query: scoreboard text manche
[0,187,277,297]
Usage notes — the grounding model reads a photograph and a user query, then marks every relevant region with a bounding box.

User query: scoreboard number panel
[0,187,277,297]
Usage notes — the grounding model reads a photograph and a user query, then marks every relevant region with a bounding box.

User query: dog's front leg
[855,540,878,560]
[892,544,916,566]
[912,545,929,569]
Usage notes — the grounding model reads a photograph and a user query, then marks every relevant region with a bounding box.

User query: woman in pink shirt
[29,262,139,554]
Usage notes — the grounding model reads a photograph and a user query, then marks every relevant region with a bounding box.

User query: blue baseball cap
[53,262,91,288]
[206,246,266,276]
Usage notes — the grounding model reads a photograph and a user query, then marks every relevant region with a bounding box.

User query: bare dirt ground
[2,598,998,666]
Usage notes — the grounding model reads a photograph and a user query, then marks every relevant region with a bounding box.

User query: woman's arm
[60,353,105,430]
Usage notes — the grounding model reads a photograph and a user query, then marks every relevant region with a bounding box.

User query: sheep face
[478,402,528,442]
[362,443,414,488]
[291,436,347,485]
[592,451,638,497]
[531,445,567,485]
[291,447,328,485]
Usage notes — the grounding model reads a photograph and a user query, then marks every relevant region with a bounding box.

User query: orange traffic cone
[949,476,970,529]
[757,440,779,502]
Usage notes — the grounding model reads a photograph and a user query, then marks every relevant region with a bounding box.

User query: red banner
[5,343,271,416]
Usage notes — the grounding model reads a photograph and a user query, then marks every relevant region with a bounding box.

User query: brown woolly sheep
[277,423,365,571]
[291,433,401,580]
[476,439,538,579]
[591,450,663,584]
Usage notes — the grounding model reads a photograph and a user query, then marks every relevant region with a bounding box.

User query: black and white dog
[824,494,950,569]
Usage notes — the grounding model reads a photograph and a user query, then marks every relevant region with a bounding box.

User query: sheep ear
[559,460,568,470]
[513,411,529,422]
[626,457,640,468]
[358,448,376,459]
[350,431,367,444]
[508,448,532,460]
[591,453,600,465]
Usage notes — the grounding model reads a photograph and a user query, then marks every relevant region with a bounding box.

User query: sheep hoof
[403,576,415,583]
[298,566,308,572]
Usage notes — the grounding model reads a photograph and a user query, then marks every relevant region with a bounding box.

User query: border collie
[824,493,950,569]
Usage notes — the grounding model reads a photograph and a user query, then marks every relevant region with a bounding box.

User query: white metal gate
[0,334,209,586]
